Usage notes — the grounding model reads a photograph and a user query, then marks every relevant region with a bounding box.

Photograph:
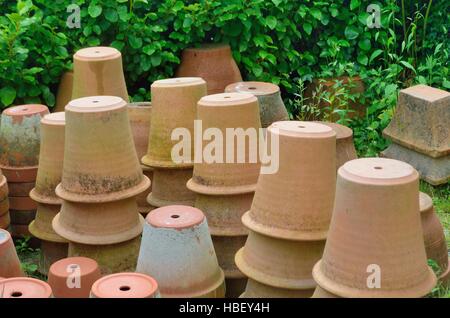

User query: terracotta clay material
[7,181,34,197]
[0,175,8,200]
[8,197,37,211]
[187,93,261,195]
[313,158,437,298]
[29,203,66,243]
[0,229,23,277]
[241,278,314,298]
[225,81,289,128]
[311,285,341,298]
[53,197,144,245]
[38,241,68,276]
[0,212,10,229]
[57,96,150,203]
[72,46,129,101]
[176,44,242,94]
[0,278,52,298]
[0,197,9,215]
[48,256,101,298]
[225,277,248,298]
[9,209,36,225]
[136,167,154,214]
[54,71,73,112]
[90,273,160,298]
[142,77,206,169]
[29,112,65,205]
[128,102,152,160]
[243,121,336,241]
[1,166,37,183]
[137,205,225,298]
[9,224,33,239]
[213,235,248,278]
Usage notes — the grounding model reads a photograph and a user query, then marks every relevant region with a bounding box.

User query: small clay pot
[29,112,65,205]
[90,273,160,298]
[136,166,154,215]
[8,197,37,211]
[187,93,261,195]
[128,102,152,161]
[7,181,34,197]
[0,174,8,200]
[142,77,206,169]
[313,158,437,298]
[0,278,52,298]
[176,44,242,94]
[53,197,144,245]
[38,240,68,276]
[0,229,23,278]
[48,256,101,298]
[136,205,225,298]
[9,209,36,225]
[1,167,37,183]
[225,277,248,298]
[213,235,248,278]
[311,285,341,298]
[0,212,10,229]
[54,71,74,112]
[57,96,150,203]
[29,203,66,243]
[225,81,289,128]
[72,46,129,101]
[241,278,314,298]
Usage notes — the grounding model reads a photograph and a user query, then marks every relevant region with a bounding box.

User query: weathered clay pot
[213,235,248,278]
[90,273,160,298]
[142,77,206,169]
[72,46,129,101]
[29,203,66,243]
[8,196,37,211]
[147,168,195,207]
[48,256,101,298]
[38,240,68,276]
[0,173,8,200]
[54,70,74,112]
[53,197,144,245]
[0,278,52,298]
[68,235,141,275]
[241,278,314,298]
[0,229,23,277]
[9,209,36,225]
[176,44,242,94]
[225,81,289,128]
[7,182,34,197]
[29,112,65,205]
[0,197,9,215]
[225,277,248,298]
[56,96,150,203]
[187,93,261,195]
[311,285,341,298]
[0,211,10,229]
[243,121,336,241]
[0,104,49,169]
[137,205,225,298]
[313,158,437,298]
[1,167,37,183]
[128,102,152,161]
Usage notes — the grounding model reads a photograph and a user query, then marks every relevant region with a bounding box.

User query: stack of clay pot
[28,112,68,275]
[176,44,242,94]
[382,85,449,185]
[186,93,262,297]
[52,96,150,274]
[312,158,437,298]
[236,121,336,298]
[0,104,49,238]
[90,273,160,298]
[141,78,206,209]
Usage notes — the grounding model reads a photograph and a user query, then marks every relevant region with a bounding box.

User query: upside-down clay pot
[311,285,341,298]
[136,167,154,215]
[29,112,65,205]
[0,278,52,298]
[0,229,23,277]
[142,77,206,169]
[312,158,437,298]
[7,182,34,197]
[241,278,314,298]
[8,197,37,211]
[176,44,242,94]
[38,240,68,276]
[225,81,289,128]
[136,206,225,298]
[90,273,160,298]
[187,93,261,195]
[54,71,74,112]
[48,257,101,298]
[29,203,66,243]
[72,46,129,101]
[242,121,336,241]
[128,102,152,161]
[56,96,150,203]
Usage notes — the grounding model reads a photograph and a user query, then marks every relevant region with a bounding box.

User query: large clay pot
[90,273,160,298]
[54,71,74,112]
[136,205,225,298]
[176,44,242,94]
[38,240,68,276]
[243,121,336,241]
[8,197,37,211]
[0,278,52,298]
[0,229,23,277]
[8,182,34,197]
[142,77,206,169]
[241,278,314,298]
[225,81,289,128]
[187,93,261,195]
[313,158,437,298]
[56,96,150,203]
[72,46,129,101]
[128,102,152,161]
[29,203,66,243]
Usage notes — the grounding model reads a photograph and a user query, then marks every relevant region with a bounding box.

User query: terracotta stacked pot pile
[141,78,206,209]
[28,112,68,275]
[312,158,437,298]
[0,104,49,238]
[382,84,449,185]
[52,96,150,274]
[236,121,336,298]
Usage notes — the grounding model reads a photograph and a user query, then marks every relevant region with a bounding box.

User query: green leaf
[0,87,16,106]
[350,0,361,10]
[105,8,118,23]
[400,61,416,73]
[310,8,322,20]
[358,38,371,51]
[369,49,383,63]
[357,53,368,65]
[151,55,162,67]
[329,7,339,17]
[266,16,277,30]
[303,23,312,35]
[143,45,155,56]
[344,25,359,40]
[128,35,142,49]
[88,3,102,18]
[252,64,263,77]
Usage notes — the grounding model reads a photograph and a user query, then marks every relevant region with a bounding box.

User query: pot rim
[141,155,194,169]
[187,178,256,195]
[29,188,62,205]
[0,165,38,182]
[28,220,67,243]
[146,192,194,208]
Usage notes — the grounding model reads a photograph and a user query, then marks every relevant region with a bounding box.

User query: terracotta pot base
[90,273,160,298]
[241,278,314,298]
[0,166,38,183]
[9,209,36,225]
[38,240,68,276]
[0,278,52,298]
[7,181,35,197]
[225,277,248,298]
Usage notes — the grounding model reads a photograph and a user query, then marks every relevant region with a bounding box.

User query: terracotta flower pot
[9,209,36,225]
[312,158,437,298]
[241,278,314,298]
[0,229,23,278]
[176,44,242,94]
[90,273,160,298]
[54,71,74,112]
[0,197,9,215]
[29,203,65,243]
[0,278,52,298]
[0,212,10,230]
[225,277,248,298]
[213,235,248,278]
[72,46,129,101]
[128,102,152,161]
[7,182,34,197]
[68,235,141,275]
[225,81,289,128]
[0,104,49,169]
[48,256,101,298]
[56,96,150,203]
[29,112,65,205]
[141,77,206,169]
[147,168,195,207]
[1,167,37,183]
[242,121,336,241]
[311,285,341,298]
[136,167,154,215]
[53,197,144,245]
[187,93,261,195]
[38,240,68,276]
[137,205,225,298]
[0,174,8,200]
[8,197,37,211]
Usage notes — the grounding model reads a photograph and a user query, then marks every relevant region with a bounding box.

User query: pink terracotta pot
[241,278,314,298]
[29,203,66,243]
[54,71,74,112]
[8,196,37,211]
[0,278,52,298]
[128,102,152,161]
[38,240,68,276]
[7,182,34,197]
[90,273,160,298]
[0,229,23,278]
